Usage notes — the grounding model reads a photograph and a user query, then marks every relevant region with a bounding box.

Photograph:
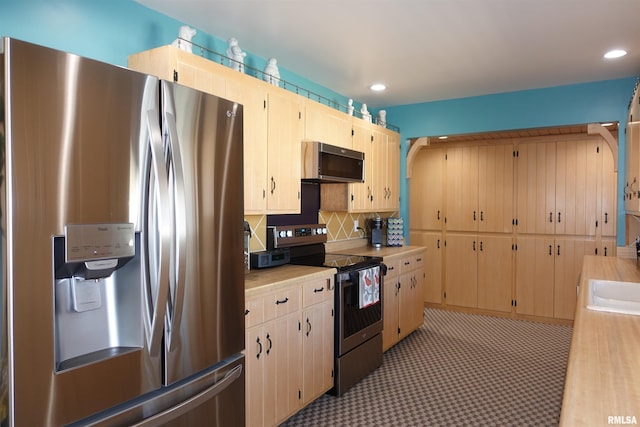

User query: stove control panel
[267,224,327,248]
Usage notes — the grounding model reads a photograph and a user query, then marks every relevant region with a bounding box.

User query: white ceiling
[135,0,640,108]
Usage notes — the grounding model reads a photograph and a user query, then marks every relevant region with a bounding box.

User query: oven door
[336,265,383,356]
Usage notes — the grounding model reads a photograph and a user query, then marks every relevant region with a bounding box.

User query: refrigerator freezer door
[160,81,245,385]
[4,38,162,425]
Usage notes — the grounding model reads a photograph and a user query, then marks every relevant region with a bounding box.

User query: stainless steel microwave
[301,141,365,183]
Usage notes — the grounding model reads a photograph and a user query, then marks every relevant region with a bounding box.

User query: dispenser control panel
[65,223,135,262]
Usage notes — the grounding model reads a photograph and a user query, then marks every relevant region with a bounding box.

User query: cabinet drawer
[303,277,334,307]
[384,257,401,279]
[263,286,301,322]
[400,255,414,274]
[413,251,426,271]
[245,296,264,328]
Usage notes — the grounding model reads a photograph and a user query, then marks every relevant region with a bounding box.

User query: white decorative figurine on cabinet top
[347,99,354,116]
[361,103,371,123]
[226,37,247,73]
[377,110,387,128]
[171,25,197,53]
[263,58,280,87]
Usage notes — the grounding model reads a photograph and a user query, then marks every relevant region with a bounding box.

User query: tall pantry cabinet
[410,131,617,322]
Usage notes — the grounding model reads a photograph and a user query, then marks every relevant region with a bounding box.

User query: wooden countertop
[244,264,336,296]
[331,244,425,258]
[560,255,640,425]
[244,245,424,295]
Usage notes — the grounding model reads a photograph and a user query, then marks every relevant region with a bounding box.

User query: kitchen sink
[586,279,640,316]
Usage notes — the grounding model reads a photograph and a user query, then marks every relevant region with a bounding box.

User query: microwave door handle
[163,110,188,352]
[143,109,171,358]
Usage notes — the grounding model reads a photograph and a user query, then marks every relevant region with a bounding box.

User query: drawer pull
[404,261,410,265]
[416,258,422,262]
[313,287,324,293]
[275,297,289,305]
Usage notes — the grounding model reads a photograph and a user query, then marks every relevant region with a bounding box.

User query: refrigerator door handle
[143,109,171,357]
[131,364,243,427]
[163,109,188,352]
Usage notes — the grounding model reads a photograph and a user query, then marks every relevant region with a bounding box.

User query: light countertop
[560,255,640,425]
[244,244,425,295]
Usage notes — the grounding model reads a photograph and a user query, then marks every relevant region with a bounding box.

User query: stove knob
[316,227,322,234]
[286,230,293,237]
[322,227,327,234]
[279,230,287,238]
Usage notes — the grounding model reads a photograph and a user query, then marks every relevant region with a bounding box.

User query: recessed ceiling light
[604,49,627,59]
[370,83,386,92]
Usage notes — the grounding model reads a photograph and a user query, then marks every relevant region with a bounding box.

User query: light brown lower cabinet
[383,250,426,351]
[245,274,334,427]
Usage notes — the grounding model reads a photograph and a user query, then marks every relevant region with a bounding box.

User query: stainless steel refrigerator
[0,38,245,426]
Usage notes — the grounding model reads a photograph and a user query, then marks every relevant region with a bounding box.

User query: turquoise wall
[0,0,636,246]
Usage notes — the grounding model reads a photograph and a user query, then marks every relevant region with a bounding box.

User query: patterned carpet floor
[282,308,573,427]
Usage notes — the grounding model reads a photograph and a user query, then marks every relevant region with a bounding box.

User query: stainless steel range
[267,224,385,396]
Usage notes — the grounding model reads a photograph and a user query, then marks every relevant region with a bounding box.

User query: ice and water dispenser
[53,223,142,372]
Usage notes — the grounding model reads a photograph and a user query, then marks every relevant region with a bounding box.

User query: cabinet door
[383,132,400,211]
[370,128,387,211]
[270,312,303,424]
[226,78,268,214]
[245,326,266,427]
[555,139,598,236]
[382,257,400,351]
[304,100,352,148]
[409,231,442,304]
[302,299,334,404]
[266,90,302,213]
[350,120,372,211]
[516,141,556,234]
[174,56,227,98]
[478,144,514,233]
[477,235,513,313]
[600,142,617,237]
[514,236,555,318]
[444,234,478,307]
[412,268,426,329]
[445,146,479,231]
[625,123,640,213]
[398,271,415,339]
[554,238,595,320]
[410,148,445,230]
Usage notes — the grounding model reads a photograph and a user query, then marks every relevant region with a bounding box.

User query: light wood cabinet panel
[555,139,598,236]
[516,142,557,235]
[301,277,334,405]
[515,236,555,318]
[304,100,352,148]
[445,146,479,231]
[444,234,478,308]
[410,148,445,230]
[383,251,425,351]
[600,142,617,237]
[625,122,640,213]
[478,144,514,233]
[477,235,513,313]
[409,231,443,304]
[382,257,400,351]
[266,89,303,213]
[382,131,401,211]
[128,45,227,97]
[226,77,269,214]
[554,238,596,320]
[271,312,303,423]
[349,120,374,212]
